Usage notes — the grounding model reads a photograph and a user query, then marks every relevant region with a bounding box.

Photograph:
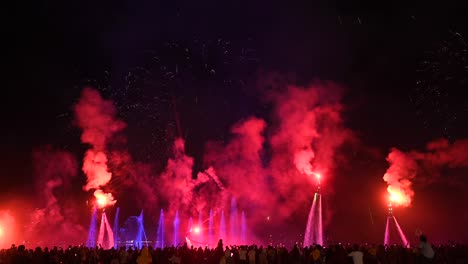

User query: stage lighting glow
[193,226,200,234]
[0,226,4,237]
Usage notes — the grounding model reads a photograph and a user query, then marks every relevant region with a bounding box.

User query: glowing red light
[193,226,201,234]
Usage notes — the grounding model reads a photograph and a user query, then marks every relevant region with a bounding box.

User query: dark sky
[3,1,468,243]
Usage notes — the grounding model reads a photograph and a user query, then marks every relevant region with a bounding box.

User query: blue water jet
[208,209,214,245]
[230,198,239,243]
[113,207,120,249]
[86,206,98,248]
[220,210,226,241]
[156,209,165,248]
[135,210,148,249]
[241,211,247,244]
[173,211,180,246]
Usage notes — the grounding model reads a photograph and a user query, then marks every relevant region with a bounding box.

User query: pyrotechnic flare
[382,149,417,207]
[383,139,468,208]
[74,88,125,208]
[94,189,116,209]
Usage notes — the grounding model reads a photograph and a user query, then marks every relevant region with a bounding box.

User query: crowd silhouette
[1,239,467,264]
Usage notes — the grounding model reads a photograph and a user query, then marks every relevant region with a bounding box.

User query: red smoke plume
[383,138,468,207]
[74,88,125,207]
[27,146,86,247]
[70,83,352,242]
[159,138,210,213]
[200,83,352,228]
[203,117,268,215]
[383,149,418,207]
[267,84,352,218]
[108,150,159,210]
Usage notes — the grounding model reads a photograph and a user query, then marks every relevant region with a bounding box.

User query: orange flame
[94,189,116,208]
[387,185,411,207]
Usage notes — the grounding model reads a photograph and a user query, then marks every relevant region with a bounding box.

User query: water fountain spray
[303,173,323,246]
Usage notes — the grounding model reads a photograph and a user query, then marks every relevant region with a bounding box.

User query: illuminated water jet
[113,207,120,249]
[384,216,390,245]
[86,207,98,248]
[317,193,323,245]
[383,203,409,247]
[393,216,409,247]
[230,198,239,244]
[220,210,226,241]
[208,209,214,245]
[173,211,180,246]
[241,211,247,244]
[97,212,114,249]
[303,193,317,246]
[155,209,165,248]
[136,211,148,248]
[198,211,203,243]
[304,181,323,246]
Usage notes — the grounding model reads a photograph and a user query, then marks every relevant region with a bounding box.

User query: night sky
[3,1,468,244]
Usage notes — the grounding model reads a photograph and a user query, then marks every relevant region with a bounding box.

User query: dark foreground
[1,243,467,264]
